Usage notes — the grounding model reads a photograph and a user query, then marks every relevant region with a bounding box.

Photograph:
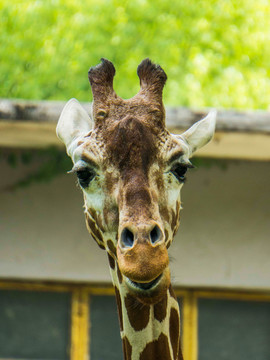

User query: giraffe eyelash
[68,165,96,188]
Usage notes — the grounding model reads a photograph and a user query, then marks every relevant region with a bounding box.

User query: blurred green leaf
[1,0,270,110]
[7,152,17,168]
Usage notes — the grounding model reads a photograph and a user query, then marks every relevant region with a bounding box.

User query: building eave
[1,99,269,161]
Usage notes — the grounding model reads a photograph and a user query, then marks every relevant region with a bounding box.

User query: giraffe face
[57,59,216,304]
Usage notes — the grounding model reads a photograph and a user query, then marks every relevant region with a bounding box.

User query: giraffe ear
[178,110,217,157]
[56,98,92,156]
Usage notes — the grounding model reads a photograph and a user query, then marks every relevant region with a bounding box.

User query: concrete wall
[0,150,269,290]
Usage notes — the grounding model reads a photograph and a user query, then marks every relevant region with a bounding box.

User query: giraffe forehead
[93,95,165,127]
[75,96,187,171]
[104,116,161,174]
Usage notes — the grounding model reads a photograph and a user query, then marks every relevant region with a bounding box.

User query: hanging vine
[1,147,72,191]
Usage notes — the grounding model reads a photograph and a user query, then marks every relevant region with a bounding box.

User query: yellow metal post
[182,292,198,360]
[71,289,89,360]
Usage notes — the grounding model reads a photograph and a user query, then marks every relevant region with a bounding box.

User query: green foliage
[2,148,72,190]
[1,0,270,109]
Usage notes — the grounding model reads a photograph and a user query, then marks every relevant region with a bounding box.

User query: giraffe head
[57,59,216,304]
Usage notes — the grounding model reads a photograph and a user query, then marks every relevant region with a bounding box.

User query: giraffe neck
[108,255,183,360]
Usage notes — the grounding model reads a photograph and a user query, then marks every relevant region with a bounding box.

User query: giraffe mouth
[127,274,163,291]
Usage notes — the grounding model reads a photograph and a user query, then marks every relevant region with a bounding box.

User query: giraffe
[56,58,216,360]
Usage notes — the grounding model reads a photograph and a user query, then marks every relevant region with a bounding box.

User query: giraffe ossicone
[57,58,216,360]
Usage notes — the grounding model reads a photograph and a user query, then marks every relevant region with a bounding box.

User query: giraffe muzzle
[120,224,163,249]
[117,222,169,300]
[117,239,169,283]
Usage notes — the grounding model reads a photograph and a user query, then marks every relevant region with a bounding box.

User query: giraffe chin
[123,267,171,305]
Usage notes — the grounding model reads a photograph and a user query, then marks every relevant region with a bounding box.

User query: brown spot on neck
[125,293,150,331]
[169,307,181,359]
[117,264,123,284]
[169,284,177,300]
[114,286,123,332]
[154,292,167,322]
[139,333,171,360]
[123,336,132,360]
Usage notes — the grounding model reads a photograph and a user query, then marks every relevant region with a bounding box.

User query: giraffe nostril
[150,225,162,244]
[121,228,135,248]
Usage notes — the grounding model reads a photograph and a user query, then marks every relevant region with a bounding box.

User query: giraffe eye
[170,164,188,183]
[76,168,96,188]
